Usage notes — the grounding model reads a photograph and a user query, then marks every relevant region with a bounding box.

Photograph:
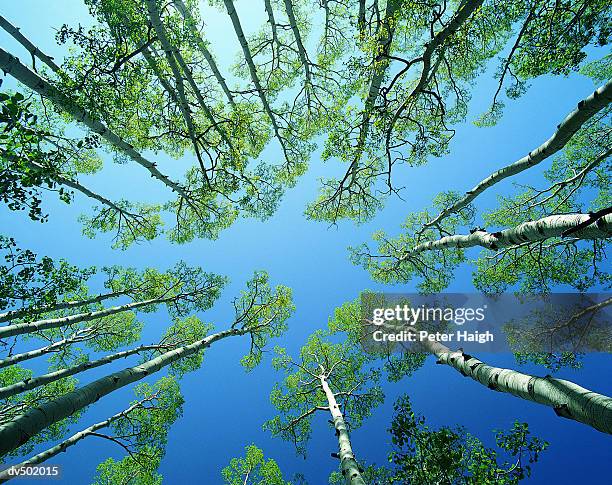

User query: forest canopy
[0,0,610,484]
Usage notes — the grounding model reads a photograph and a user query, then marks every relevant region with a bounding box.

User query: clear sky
[0,1,611,483]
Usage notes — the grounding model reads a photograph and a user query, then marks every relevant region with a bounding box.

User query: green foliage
[233,271,294,371]
[0,368,81,461]
[387,395,548,484]
[327,294,427,382]
[266,331,383,456]
[103,262,228,317]
[93,376,184,485]
[358,105,611,294]
[222,444,291,485]
[155,315,213,377]
[0,237,94,315]
[1,90,85,221]
[94,448,163,485]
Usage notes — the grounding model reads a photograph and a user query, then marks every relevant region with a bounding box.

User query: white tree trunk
[418,337,612,434]
[0,399,145,481]
[0,344,159,400]
[0,47,193,204]
[172,0,235,107]
[408,212,612,255]
[423,79,612,232]
[320,376,365,485]
[0,290,126,324]
[0,328,241,455]
[0,15,61,72]
[221,0,288,158]
[0,296,171,339]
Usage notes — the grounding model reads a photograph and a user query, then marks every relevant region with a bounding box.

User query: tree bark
[422,79,612,232]
[221,0,288,159]
[172,0,236,107]
[0,399,145,482]
[0,296,171,339]
[357,0,366,37]
[144,0,215,166]
[0,333,87,369]
[320,376,365,485]
[417,335,612,434]
[0,328,241,456]
[348,0,401,183]
[0,290,126,324]
[0,344,161,400]
[0,15,61,73]
[405,212,612,256]
[283,0,312,85]
[0,47,193,204]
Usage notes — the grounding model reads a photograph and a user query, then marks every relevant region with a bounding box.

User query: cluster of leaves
[0,90,99,221]
[221,444,291,485]
[385,395,548,484]
[0,236,94,317]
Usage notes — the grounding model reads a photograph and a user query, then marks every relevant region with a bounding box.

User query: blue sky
[1,1,611,483]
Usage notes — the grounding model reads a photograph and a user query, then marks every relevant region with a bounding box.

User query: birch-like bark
[145,0,233,150]
[0,296,171,339]
[172,0,236,107]
[419,337,612,434]
[422,80,612,232]
[0,344,160,400]
[404,212,612,257]
[0,15,61,73]
[221,0,288,158]
[320,375,365,485]
[0,399,146,482]
[0,47,193,203]
[0,328,240,455]
[0,331,90,369]
[0,290,126,324]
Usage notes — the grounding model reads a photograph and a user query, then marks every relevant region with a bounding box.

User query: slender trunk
[320,376,365,485]
[0,290,126,324]
[172,48,234,150]
[347,0,400,183]
[0,15,61,73]
[405,212,612,256]
[221,0,288,160]
[0,47,193,204]
[386,0,484,144]
[422,80,612,232]
[145,0,232,151]
[418,336,612,434]
[0,296,171,339]
[357,0,366,36]
[0,344,161,400]
[264,0,281,60]
[142,46,183,108]
[283,0,312,84]
[144,0,210,168]
[0,333,87,369]
[172,0,235,107]
[0,328,240,456]
[0,399,145,483]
